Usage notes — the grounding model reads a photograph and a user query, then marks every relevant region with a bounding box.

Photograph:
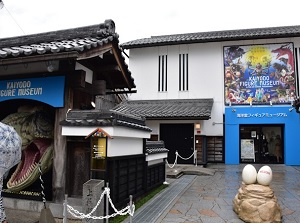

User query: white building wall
[107,137,143,157]
[127,36,300,136]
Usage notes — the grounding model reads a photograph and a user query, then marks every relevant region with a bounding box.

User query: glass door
[240,125,283,164]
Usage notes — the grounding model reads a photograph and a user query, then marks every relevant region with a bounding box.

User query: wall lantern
[195,123,201,134]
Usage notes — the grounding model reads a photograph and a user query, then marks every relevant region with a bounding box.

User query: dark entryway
[160,124,194,164]
[240,124,284,164]
[67,141,90,197]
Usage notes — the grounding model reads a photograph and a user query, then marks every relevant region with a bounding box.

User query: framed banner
[91,136,107,171]
[224,43,295,105]
[241,139,255,162]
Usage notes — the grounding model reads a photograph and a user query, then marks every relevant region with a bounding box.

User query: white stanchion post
[163,159,169,185]
[129,195,133,223]
[63,194,68,223]
[195,150,197,166]
[106,182,109,223]
[174,151,178,173]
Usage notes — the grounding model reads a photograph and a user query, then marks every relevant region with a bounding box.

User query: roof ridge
[121,24,300,49]
[0,19,117,48]
[150,24,300,38]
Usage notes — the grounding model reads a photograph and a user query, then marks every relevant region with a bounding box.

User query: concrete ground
[156,164,300,223]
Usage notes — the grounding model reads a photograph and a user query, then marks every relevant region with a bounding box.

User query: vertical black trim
[186,54,189,91]
[179,53,189,91]
[165,55,168,91]
[158,55,168,92]
[179,54,181,91]
[158,56,161,91]
[162,56,164,91]
[183,54,185,90]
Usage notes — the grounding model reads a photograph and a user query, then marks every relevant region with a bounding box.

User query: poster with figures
[224,43,295,105]
[241,139,255,161]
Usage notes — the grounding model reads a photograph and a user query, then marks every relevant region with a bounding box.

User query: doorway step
[166,164,215,178]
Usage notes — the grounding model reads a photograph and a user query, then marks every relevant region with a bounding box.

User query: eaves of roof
[121,25,300,49]
[111,98,214,120]
[60,109,152,132]
[0,19,136,90]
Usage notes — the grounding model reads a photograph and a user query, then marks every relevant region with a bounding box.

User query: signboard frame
[90,135,107,171]
[240,139,255,162]
[223,42,296,105]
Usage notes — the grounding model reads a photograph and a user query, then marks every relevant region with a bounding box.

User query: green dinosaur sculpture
[1,110,54,192]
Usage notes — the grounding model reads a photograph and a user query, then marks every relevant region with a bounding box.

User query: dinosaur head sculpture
[1,109,54,192]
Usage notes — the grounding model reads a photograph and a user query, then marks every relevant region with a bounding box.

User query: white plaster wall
[145,153,168,161]
[127,36,300,136]
[107,136,143,157]
[147,159,165,166]
[62,126,151,138]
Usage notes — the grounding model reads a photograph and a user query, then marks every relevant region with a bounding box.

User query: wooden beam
[69,70,86,88]
[0,51,78,65]
[76,44,113,60]
[92,80,106,95]
[111,44,132,89]
[106,90,137,94]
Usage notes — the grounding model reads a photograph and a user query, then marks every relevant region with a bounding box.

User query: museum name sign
[0,76,65,107]
[236,113,288,118]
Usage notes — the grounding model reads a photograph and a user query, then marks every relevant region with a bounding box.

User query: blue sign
[0,76,65,107]
[225,106,300,165]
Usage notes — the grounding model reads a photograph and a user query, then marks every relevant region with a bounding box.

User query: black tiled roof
[0,19,118,59]
[111,99,213,120]
[121,25,300,49]
[146,140,168,154]
[60,110,152,132]
[0,19,136,90]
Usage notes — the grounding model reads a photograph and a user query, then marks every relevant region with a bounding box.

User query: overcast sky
[1,0,300,44]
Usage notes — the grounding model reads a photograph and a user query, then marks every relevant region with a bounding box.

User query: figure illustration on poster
[224,43,295,105]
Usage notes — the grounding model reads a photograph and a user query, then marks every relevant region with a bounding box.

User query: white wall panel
[107,137,143,157]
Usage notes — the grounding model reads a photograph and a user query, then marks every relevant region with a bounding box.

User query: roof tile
[146,141,168,154]
[60,110,151,132]
[121,25,300,49]
[111,99,213,120]
[0,19,118,59]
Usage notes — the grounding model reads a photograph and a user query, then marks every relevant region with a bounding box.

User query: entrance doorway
[160,124,194,164]
[240,125,284,164]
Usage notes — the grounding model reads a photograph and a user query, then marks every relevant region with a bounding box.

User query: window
[158,55,167,91]
[179,53,188,91]
[207,136,224,162]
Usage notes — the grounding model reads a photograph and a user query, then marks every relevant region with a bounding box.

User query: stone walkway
[155,164,300,223]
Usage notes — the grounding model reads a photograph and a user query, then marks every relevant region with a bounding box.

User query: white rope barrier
[165,151,179,168]
[177,150,196,160]
[66,150,197,221]
[166,150,197,169]
[66,187,135,220]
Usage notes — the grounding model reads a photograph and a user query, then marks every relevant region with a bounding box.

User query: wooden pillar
[52,86,73,202]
